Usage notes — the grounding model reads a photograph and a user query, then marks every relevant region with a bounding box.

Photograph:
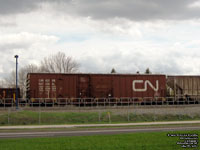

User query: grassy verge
[0,130,199,150]
[0,110,200,125]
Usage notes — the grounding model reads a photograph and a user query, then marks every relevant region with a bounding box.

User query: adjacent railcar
[27,73,166,104]
[167,76,200,103]
[0,88,20,104]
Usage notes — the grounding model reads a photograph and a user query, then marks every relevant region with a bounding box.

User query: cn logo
[133,80,159,92]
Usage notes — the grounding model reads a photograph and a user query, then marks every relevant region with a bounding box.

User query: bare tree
[0,79,6,88]
[40,52,79,73]
[4,71,16,88]
[5,64,40,97]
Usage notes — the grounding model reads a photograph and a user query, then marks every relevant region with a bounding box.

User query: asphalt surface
[0,126,200,138]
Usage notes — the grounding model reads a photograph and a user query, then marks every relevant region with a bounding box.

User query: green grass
[0,110,200,125]
[0,130,199,150]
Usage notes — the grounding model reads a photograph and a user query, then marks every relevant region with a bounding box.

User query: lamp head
[14,55,19,58]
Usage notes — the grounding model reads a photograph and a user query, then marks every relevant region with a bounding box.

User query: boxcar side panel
[28,73,78,99]
[77,75,90,98]
[89,75,113,98]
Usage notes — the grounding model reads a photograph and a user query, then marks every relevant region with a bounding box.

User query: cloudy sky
[0,0,200,79]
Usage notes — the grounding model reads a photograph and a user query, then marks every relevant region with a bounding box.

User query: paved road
[0,120,200,129]
[0,126,200,138]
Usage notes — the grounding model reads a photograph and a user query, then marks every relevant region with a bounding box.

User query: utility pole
[14,55,19,110]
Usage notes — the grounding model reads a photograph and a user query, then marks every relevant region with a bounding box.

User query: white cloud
[0,32,59,78]
[0,32,58,45]
[0,0,200,80]
[188,0,200,8]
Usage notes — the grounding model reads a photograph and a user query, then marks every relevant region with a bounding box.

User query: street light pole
[14,55,19,110]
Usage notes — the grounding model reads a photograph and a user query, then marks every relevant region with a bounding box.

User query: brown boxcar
[167,76,200,101]
[27,73,166,103]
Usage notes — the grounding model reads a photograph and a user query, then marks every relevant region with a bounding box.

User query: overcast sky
[0,0,200,79]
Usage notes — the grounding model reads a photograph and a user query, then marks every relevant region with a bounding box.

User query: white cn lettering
[132,80,159,92]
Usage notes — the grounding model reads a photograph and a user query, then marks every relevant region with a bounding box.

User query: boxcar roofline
[27,73,165,76]
[167,75,200,77]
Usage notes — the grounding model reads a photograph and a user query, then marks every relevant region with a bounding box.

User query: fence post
[108,111,111,123]
[127,108,130,122]
[98,110,101,122]
[39,106,41,125]
[4,99,5,108]
[7,108,10,125]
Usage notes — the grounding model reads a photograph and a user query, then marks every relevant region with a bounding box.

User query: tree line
[1,52,79,97]
[110,68,152,74]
